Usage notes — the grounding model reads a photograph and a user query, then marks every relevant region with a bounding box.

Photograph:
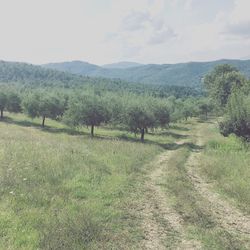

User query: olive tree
[64,94,110,137]
[0,89,21,119]
[6,92,22,113]
[198,98,213,119]
[126,105,154,142]
[0,92,7,119]
[204,64,246,107]
[23,92,65,127]
[153,101,170,128]
[219,91,250,140]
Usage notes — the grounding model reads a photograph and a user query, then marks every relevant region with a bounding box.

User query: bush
[219,92,250,140]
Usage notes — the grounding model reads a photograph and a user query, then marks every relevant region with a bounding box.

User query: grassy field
[158,124,248,249]
[0,113,178,250]
[199,121,250,213]
[0,114,249,249]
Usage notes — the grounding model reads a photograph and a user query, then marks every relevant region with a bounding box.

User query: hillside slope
[103,61,143,69]
[43,59,250,88]
[0,60,88,87]
[43,61,100,75]
[0,60,201,97]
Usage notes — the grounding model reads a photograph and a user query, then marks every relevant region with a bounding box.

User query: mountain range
[43,59,250,88]
[0,59,249,90]
[0,60,200,98]
[102,61,143,69]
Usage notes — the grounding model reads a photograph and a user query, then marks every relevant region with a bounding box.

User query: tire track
[186,123,250,242]
[141,146,202,249]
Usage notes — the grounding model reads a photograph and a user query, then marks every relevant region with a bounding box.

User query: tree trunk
[0,109,3,119]
[91,125,94,137]
[140,128,145,142]
[42,116,46,127]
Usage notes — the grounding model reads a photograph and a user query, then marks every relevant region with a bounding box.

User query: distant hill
[102,61,143,69]
[241,55,250,60]
[0,60,201,98]
[43,61,100,75]
[0,60,89,87]
[43,59,250,88]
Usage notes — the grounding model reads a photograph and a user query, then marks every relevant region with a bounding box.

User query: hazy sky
[0,0,250,65]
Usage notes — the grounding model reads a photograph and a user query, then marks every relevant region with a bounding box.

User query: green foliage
[219,91,250,140]
[121,96,170,141]
[204,64,247,106]
[0,60,201,98]
[152,101,170,128]
[0,88,21,118]
[44,59,250,88]
[6,92,22,113]
[23,92,66,127]
[64,93,110,136]
[167,97,207,122]
[182,98,198,120]
[0,60,87,87]
[125,101,155,142]
[0,91,7,118]
[197,98,213,119]
[204,64,250,139]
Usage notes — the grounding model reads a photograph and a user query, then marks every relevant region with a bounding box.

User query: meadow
[0,113,176,249]
[158,119,250,249]
[0,113,250,249]
[199,121,250,213]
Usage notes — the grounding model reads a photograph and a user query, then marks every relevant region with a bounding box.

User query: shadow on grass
[156,131,189,139]
[162,142,204,151]
[114,134,203,151]
[1,116,40,127]
[197,119,214,124]
[2,116,203,152]
[2,117,89,136]
[169,125,190,131]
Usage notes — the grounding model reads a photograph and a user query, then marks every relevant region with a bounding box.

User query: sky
[0,0,250,65]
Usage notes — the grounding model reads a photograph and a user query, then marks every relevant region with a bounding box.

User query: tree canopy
[64,94,110,137]
[0,88,21,119]
[204,64,247,106]
[204,64,250,140]
[23,92,66,127]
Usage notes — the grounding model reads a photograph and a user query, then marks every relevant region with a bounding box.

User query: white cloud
[221,0,250,38]
[121,11,150,31]
[0,0,249,64]
[148,27,177,45]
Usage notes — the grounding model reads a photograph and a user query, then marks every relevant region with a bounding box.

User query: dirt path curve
[141,140,202,250]
[186,123,250,238]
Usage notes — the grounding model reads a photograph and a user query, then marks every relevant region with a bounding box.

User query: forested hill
[43,59,250,88]
[102,61,143,69]
[0,60,126,89]
[0,60,200,98]
[0,60,90,87]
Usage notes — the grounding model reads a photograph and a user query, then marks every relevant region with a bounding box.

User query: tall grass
[200,123,250,213]
[160,145,244,250]
[0,113,169,249]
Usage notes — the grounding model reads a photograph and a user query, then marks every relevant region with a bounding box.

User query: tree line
[204,64,250,140]
[2,63,250,141]
[0,61,201,98]
[0,86,212,142]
